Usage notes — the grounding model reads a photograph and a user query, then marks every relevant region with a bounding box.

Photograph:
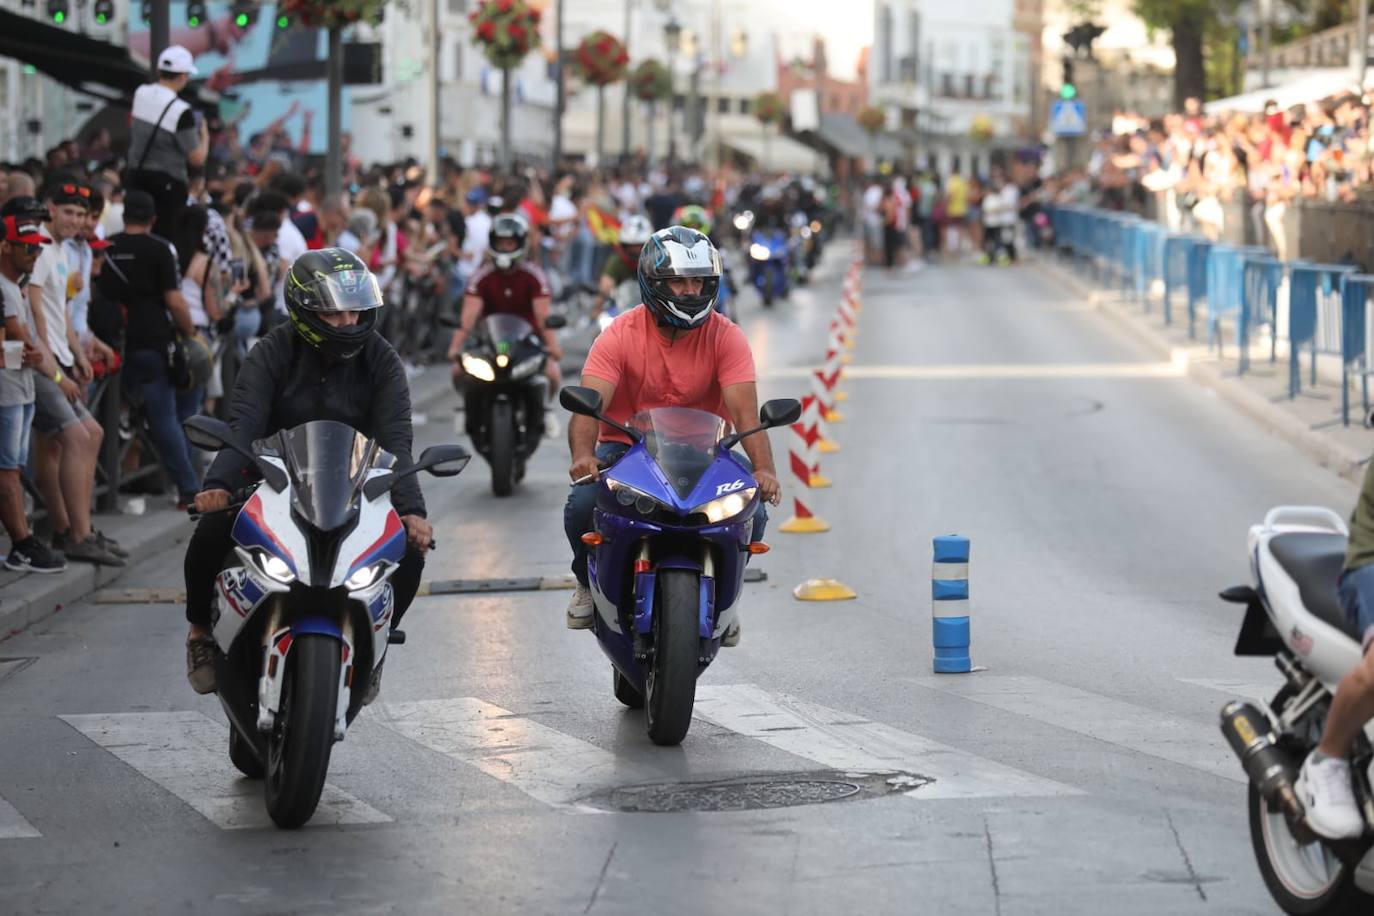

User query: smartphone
[229,258,246,286]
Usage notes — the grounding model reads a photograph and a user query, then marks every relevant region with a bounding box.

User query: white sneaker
[722,619,740,647]
[566,585,594,629]
[543,412,561,440]
[1297,753,1366,840]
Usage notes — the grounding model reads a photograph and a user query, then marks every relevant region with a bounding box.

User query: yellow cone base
[779,515,832,534]
[834,390,849,402]
[793,578,858,601]
[818,438,841,454]
[808,473,833,488]
[841,353,853,365]
[845,338,857,350]
[824,410,844,423]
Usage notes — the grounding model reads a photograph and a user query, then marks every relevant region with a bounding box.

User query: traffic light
[231,1,258,29]
[187,1,207,27]
[46,0,68,24]
[93,0,114,25]
[1060,57,1076,99]
[142,1,152,23]
[277,12,291,29]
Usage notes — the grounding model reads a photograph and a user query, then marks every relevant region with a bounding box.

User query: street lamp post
[664,16,681,166]
[621,0,633,159]
[554,0,565,167]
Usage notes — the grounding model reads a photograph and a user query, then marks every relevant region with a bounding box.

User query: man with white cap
[126,45,210,239]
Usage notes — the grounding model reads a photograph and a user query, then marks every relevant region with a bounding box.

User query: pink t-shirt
[582,306,755,445]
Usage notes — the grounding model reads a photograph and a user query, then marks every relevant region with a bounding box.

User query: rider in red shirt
[446,213,563,435]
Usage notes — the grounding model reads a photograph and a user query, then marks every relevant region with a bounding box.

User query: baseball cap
[465,187,489,205]
[157,45,198,76]
[2,215,50,246]
[123,190,157,224]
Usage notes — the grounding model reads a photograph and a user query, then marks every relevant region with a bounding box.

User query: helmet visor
[293,268,384,313]
[648,236,722,279]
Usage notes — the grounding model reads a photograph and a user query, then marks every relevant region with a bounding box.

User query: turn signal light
[747,542,770,555]
[581,532,603,546]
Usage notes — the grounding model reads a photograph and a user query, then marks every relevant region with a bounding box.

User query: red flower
[596,37,612,55]
[528,9,541,21]
[508,22,525,40]
[497,0,513,11]
[616,51,628,65]
[477,20,496,40]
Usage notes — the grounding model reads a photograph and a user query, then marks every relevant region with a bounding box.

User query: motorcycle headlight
[510,353,543,380]
[733,212,753,231]
[345,562,387,592]
[462,353,496,382]
[251,549,296,584]
[495,353,510,369]
[690,488,757,525]
[810,220,822,233]
[799,227,812,239]
[750,243,771,261]
[607,478,669,516]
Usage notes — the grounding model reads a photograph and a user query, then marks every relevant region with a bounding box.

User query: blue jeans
[563,442,768,587]
[124,348,202,499]
[1338,563,1374,652]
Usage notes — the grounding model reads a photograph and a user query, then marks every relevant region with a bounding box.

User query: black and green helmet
[284,247,383,360]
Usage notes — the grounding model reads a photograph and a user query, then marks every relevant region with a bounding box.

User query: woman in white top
[173,205,223,333]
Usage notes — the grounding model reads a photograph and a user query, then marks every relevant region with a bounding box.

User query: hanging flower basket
[469,0,543,70]
[754,91,786,126]
[857,104,886,136]
[278,0,392,29]
[969,114,995,143]
[630,59,671,103]
[575,31,629,87]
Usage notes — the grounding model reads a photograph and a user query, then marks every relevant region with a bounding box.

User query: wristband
[53,369,64,384]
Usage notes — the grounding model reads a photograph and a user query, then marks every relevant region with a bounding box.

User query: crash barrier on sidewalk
[1339,273,1374,427]
[1048,205,1374,413]
[789,243,861,603]
[932,535,972,674]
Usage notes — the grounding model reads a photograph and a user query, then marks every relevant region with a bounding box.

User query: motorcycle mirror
[420,444,472,477]
[545,313,568,330]
[181,415,288,492]
[759,398,802,428]
[559,385,602,417]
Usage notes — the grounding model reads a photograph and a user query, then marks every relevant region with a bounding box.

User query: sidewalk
[0,363,456,641]
[1033,255,1373,487]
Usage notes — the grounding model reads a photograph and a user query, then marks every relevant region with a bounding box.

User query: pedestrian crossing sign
[1050,100,1087,137]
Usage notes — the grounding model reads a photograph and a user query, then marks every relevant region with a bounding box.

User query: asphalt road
[0,244,1360,916]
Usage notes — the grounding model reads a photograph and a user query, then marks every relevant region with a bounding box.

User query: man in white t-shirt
[862,180,884,264]
[458,187,492,279]
[26,184,120,565]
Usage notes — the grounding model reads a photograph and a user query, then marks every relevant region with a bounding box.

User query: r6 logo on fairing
[715,480,747,496]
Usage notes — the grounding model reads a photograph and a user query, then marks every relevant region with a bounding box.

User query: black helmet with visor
[636,226,722,330]
[284,247,383,361]
[488,213,529,270]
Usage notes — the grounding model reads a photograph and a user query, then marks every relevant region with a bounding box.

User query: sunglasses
[59,183,92,199]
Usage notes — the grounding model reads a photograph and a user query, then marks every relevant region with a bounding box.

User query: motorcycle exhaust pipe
[1220,701,1306,825]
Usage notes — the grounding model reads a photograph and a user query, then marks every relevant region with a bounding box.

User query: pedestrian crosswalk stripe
[376,697,662,811]
[60,712,392,829]
[693,684,1079,800]
[0,794,40,839]
[911,676,1242,783]
[1177,677,1275,704]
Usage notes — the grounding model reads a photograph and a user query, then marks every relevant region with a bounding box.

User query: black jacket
[204,324,426,518]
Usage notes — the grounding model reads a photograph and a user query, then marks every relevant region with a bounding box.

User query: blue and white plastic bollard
[931,535,971,673]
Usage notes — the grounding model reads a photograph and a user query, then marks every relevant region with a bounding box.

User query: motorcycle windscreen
[627,407,728,500]
[478,314,537,347]
[270,420,379,532]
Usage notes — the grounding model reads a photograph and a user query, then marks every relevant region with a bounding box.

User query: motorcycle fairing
[335,496,406,588]
[233,486,305,580]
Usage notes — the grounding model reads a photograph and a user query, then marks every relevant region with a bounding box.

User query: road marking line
[1178,678,1276,703]
[59,712,391,829]
[910,676,1242,783]
[378,698,661,811]
[693,684,1078,800]
[0,795,40,839]
[763,362,1185,381]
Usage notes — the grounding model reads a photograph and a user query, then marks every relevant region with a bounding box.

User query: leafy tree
[1135,0,1239,108]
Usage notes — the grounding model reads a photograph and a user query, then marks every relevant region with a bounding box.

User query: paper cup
[2,341,23,371]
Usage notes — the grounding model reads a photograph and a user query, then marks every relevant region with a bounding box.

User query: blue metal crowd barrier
[1288,263,1358,399]
[1132,222,1164,308]
[1340,273,1374,426]
[1206,245,1269,358]
[1185,238,1213,340]
[1162,234,1196,327]
[1239,255,1283,376]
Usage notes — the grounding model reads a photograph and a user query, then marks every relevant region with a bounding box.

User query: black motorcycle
[458,313,565,496]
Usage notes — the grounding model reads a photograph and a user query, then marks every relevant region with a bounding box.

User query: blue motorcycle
[560,386,801,745]
[747,228,791,307]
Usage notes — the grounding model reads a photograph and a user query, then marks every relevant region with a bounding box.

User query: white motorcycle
[1219,506,1374,913]
[183,416,470,828]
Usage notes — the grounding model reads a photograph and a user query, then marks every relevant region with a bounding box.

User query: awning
[719,131,829,175]
[0,10,149,104]
[1205,68,1367,114]
[807,112,904,160]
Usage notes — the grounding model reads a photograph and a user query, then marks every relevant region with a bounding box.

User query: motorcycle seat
[1268,532,1361,641]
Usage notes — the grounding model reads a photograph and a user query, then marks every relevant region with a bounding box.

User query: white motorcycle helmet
[618,214,653,247]
[488,213,530,270]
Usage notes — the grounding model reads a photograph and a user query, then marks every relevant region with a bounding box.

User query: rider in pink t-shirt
[562,227,782,636]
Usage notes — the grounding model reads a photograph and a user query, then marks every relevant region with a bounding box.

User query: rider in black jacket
[183,248,432,696]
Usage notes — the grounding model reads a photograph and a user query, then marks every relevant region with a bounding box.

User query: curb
[0,366,461,643]
[1033,258,1368,487]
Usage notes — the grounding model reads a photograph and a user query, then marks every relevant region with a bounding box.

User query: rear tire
[644,569,699,746]
[1249,685,1372,914]
[613,667,644,709]
[490,400,516,497]
[264,634,340,829]
[229,726,264,779]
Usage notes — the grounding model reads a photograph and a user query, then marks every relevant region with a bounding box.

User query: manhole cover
[582,770,934,813]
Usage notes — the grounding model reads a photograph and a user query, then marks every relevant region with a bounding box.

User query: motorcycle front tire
[264,634,340,829]
[489,400,517,497]
[645,568,699,746]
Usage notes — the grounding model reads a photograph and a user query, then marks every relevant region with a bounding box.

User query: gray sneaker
[93,529,128,559]
[186,635,217,695]
[567,585,594,629]
[64,534,125,567]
